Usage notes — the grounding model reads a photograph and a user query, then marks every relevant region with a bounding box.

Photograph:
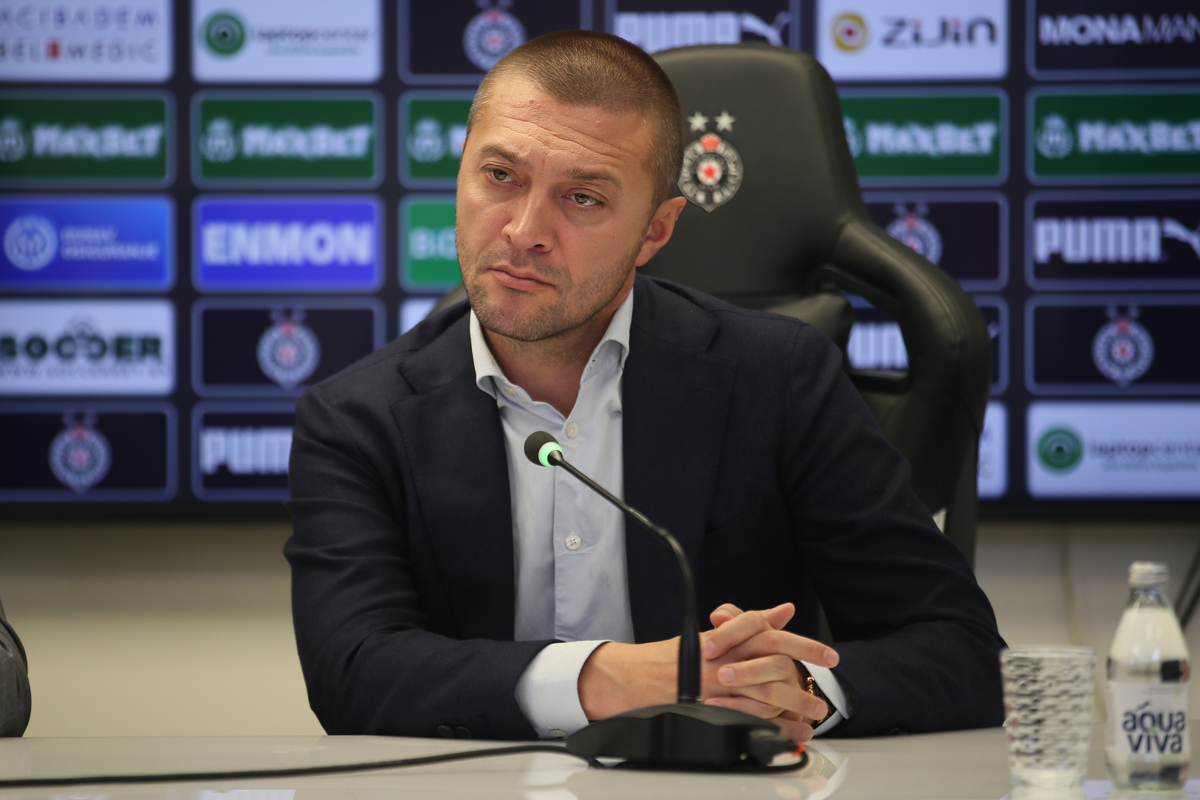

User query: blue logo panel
[0,196,174,292]
[194,196,383,292]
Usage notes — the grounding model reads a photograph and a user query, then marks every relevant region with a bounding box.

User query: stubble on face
[459,235,642,345]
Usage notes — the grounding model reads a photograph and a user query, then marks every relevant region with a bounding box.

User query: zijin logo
[818,0,1006,80]
[202,12,245,56]
[614,10,791,53]
[1038,427,1084,473]
[4,215,57,271]
[832,13,868,51]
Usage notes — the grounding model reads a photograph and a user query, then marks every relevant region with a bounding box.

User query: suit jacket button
[436,725,454,738]
[454,726,472,739]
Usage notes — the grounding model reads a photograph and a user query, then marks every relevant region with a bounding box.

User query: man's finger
[703,695,783,721]
[718,627,839,670]
[709,603,744,629]
[761,601,796,631]
[728,678,822,721]
[702,607,781,660]
[716,654,797,689]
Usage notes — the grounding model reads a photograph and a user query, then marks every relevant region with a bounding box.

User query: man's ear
[634,196,688,267]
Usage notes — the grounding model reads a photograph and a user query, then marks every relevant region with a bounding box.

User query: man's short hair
[467,30,684,209]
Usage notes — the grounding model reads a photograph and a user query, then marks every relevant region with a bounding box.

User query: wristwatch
[805,674,835,727]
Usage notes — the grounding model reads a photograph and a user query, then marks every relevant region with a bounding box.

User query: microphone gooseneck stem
[546,451,702,704]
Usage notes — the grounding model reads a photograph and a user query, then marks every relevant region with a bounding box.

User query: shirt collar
[470,288,635,398]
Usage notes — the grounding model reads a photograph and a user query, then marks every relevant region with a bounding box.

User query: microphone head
[524,431,564,468]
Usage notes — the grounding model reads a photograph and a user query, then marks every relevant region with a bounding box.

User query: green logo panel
[194,93,380,186]
[401,196,461,291]
[1030,87,1200,183]
[0,94,170,184]
[401,91,473,188]
[839,91,1007,185]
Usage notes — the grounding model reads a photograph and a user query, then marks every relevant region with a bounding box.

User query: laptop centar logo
[678,110,742,213]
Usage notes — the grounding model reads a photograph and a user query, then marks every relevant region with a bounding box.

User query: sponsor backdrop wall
[1,0,1198,514]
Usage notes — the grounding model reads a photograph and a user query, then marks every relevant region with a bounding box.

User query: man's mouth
[488,264,553,291]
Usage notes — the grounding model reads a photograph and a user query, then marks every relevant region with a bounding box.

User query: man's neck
[484,281,633,417]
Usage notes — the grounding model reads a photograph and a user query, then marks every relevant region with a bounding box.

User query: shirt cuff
[515,640,610,739]
[801,661,852,736]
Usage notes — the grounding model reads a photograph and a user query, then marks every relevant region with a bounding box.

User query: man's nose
[502,191,555,252]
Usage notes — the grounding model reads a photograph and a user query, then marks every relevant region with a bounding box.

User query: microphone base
[565,702,799,770]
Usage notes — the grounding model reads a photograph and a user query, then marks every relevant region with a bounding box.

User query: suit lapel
[391,315,516,641]
[623,278,736,642]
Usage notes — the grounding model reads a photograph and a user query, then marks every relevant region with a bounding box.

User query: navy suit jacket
[285,275,1005,740]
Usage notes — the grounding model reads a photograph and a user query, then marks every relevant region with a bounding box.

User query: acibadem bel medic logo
[195,94,380,186]
[1031,87,1200,183]
[400,196,459,291]
[0,96,170,185]
[401,92,472,188]
[839,90,1006,185]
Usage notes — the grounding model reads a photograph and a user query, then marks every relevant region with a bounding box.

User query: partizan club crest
[463,0,526,72]
[1092,306,1154,387]
[679,110,743,213]
[49,413,112,493]
[886,203,943,265]
[257,309,321,389]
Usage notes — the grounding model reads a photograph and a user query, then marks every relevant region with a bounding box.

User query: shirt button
[565,534,581,551]
[549,728,567,738]
[565,422,579,438]
[502,386,517,397]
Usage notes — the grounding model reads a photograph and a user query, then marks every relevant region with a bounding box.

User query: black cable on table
[0,744,606,788]
[1177,539,1200,630]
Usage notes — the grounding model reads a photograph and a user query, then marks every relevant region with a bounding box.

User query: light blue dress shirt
[468,292,848,738]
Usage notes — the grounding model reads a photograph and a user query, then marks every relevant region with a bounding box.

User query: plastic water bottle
[1106,561,1190,789]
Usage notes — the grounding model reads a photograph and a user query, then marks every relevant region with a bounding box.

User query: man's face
[455,75,680,343]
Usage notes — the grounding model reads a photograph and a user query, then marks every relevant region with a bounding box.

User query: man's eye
[487,168,511,182]
[571,193,599,207]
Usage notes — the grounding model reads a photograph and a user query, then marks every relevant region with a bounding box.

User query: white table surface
[0,723,1194,800]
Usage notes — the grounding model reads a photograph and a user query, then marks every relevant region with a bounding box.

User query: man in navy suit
[285,30,1004,744]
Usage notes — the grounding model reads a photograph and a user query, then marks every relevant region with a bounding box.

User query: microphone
[523,431,801,770]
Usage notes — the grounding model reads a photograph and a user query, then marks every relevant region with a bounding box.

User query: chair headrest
[646,44,866,298]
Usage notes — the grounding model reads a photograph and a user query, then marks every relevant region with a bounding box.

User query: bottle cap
[1129,561,1168,587]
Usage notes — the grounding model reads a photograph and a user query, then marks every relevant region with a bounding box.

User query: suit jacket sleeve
[285,380,551,739]
[0,596,31,737]
[778,324,1005,736]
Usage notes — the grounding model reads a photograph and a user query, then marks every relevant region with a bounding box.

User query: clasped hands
[578,602,839,744]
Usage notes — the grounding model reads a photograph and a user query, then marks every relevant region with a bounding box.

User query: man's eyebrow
[475,143,622,190]
[563,167,622,190]
[476,144,525,165]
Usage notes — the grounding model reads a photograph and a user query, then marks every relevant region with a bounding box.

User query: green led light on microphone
[538,441,563,467]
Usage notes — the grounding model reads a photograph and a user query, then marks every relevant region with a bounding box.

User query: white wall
[0,520,1197,736]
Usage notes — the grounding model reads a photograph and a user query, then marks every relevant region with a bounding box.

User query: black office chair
[644,44,991,565]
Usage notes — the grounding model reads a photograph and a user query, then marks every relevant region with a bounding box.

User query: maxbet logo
[0,95,170,184]
[1030,86,1200,182]
[194,93,380,186]
[840,90,1006,184]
